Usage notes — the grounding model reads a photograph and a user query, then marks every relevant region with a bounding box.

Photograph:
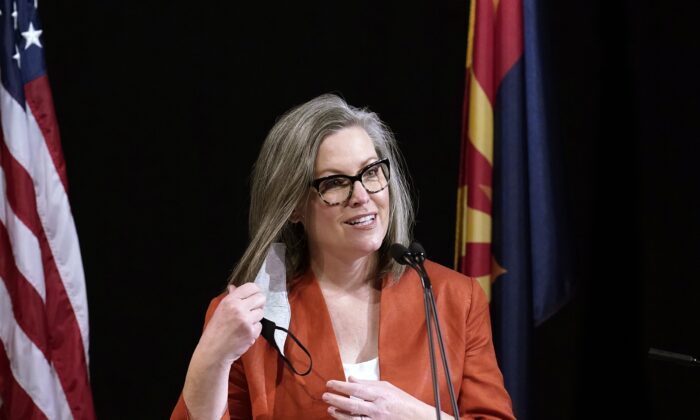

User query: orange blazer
[172,260,514,419]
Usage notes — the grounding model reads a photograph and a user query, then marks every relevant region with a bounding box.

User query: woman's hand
[197,283,266,365]
[183,283,266,419]
[323,377,449,420]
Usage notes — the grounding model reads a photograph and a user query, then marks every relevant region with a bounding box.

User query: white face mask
[254,242,290,354]
[254,243,312,376]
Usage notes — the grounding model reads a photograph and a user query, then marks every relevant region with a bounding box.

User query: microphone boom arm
[391,243,460,419]
[414,260,460,419]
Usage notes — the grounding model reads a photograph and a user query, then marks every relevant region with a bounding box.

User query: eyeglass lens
[318,161,389,205]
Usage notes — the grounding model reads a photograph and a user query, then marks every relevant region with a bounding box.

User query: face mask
[260,318,312,375]
[254,243,312,376]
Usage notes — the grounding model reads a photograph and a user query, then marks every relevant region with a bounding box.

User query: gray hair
[228,93,414,286]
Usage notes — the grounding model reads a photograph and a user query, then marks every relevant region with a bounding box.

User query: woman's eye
[322,178,347,190]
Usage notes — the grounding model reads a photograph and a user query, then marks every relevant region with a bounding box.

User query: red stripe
[462,243,492,277]
[0,343,48,420]
[458,71,472,186]
[494,0,524,87]
[0,222,50,358]
[471,0,496,102]
[0,138,95,418]
[465,142,493,214]
[0,141,43,238]
[24,76,68,192]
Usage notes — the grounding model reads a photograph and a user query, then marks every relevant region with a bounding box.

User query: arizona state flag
[455,0,572,418]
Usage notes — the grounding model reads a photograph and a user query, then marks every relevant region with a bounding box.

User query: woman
[171,94,514,419]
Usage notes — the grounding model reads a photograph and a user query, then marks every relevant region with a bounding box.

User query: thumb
[227,284,237,295]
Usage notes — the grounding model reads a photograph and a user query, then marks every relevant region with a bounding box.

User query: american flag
[0,0,95,418]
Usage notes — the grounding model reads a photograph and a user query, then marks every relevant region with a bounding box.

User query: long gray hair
[228,93,414,286]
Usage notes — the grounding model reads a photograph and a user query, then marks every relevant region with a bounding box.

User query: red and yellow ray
[455,0,522,300]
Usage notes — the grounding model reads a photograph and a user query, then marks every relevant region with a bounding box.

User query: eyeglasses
[311,158,390,206]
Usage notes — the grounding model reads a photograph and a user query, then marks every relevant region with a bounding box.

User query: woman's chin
[344,237,384,257]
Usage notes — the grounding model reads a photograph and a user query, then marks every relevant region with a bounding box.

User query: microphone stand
[419,264,442,420]
[401,245,460,419]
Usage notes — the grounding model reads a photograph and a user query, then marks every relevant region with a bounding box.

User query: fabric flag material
[454,0,572,418]
[0,1,95,419]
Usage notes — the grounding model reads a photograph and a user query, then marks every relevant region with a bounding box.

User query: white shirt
[342,357,380,381]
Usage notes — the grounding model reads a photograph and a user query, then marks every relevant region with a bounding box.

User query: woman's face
[303,126,390,263]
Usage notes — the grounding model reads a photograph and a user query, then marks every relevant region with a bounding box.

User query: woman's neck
[309,250,378,293]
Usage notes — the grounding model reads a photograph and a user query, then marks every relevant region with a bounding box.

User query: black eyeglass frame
[310,158,391,206]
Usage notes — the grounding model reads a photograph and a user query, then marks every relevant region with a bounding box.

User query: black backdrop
[36,1,699,419]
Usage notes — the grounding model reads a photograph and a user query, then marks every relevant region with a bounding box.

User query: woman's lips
[344,213,377,226]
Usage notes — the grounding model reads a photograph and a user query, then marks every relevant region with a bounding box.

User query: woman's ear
[289,196,309,224]
[289,209,303,224]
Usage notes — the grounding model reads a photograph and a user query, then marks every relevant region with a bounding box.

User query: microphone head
[409,242,425,254]
[409,242,426,262]
[389,243,411,265]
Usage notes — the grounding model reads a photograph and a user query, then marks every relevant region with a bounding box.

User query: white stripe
[0,84,90,363]
[0,277,74,420]
[0,165,47,301]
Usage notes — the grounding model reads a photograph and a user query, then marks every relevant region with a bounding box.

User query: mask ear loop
[261,318,313,376]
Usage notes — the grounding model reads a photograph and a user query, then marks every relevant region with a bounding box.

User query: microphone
[391,242,430,288]
[390,242,459,419]
[389,243,413,265]
[409,242,426,263]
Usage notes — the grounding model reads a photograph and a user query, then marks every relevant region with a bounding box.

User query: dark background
[38,1,699,418]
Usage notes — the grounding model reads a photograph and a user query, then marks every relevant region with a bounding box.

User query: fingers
[240,309,264,335]
[226,283,266,310]
[228,282,261,299]
[323,392,371,417]
[250,307,264,322]
[253,319,263,337]
[347,376,376,385]
[223,283,265,336]
[326,380,377,402]
[243,292,266,310]
[327,406,366,419]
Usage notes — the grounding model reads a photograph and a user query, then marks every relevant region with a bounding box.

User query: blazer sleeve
[170,296,252,420]
[458,279,515,420]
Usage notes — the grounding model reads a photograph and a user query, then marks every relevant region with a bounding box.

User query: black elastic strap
[260,318,313,376]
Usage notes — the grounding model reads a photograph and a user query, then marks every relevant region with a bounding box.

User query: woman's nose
[347,180,370,207]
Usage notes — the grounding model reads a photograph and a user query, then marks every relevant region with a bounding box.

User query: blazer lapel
[284,271,346,397]
[378,268,439,403]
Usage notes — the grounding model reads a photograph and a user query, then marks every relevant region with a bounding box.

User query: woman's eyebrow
[316,157,380,177]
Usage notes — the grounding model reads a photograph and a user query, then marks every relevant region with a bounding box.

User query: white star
[22,22,43,49]
[13,45,21,68]
[11,3,17,29]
